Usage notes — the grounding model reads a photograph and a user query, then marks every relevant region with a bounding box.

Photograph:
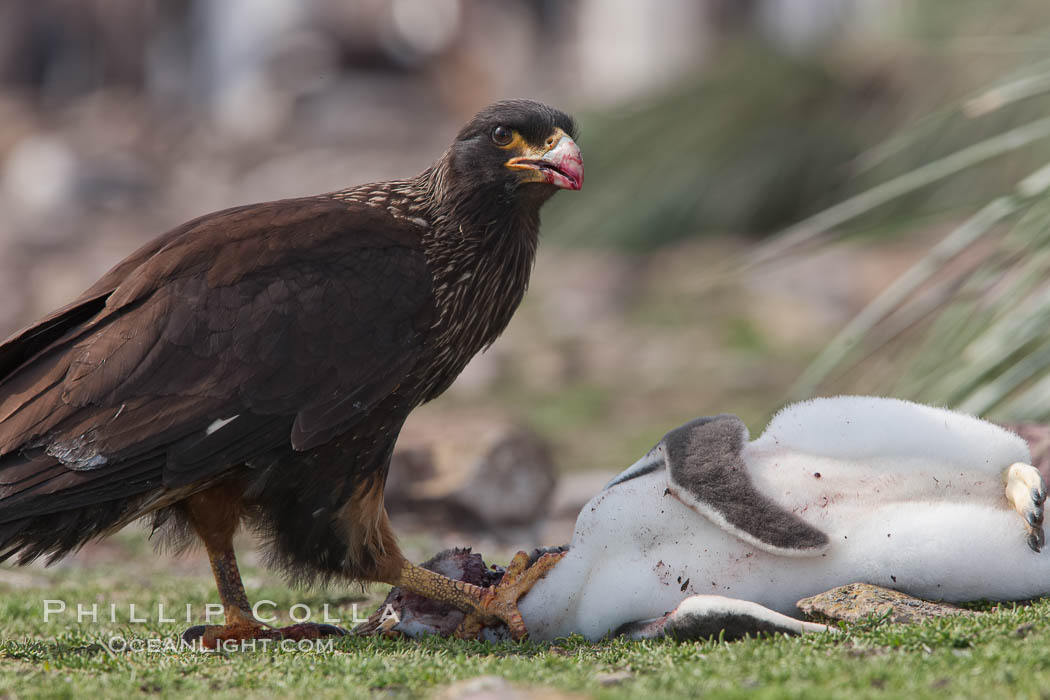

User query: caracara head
[444,99,583,206]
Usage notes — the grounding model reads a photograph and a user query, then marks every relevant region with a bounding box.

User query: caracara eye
[491,125,513,146]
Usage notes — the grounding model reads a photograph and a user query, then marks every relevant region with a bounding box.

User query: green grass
[5,535,1050,699]
[5,600,1050,699]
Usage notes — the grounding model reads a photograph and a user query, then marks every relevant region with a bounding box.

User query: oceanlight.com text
[105,636,337,654]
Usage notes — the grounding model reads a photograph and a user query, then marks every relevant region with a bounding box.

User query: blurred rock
[797,583,977,624]
[451,429,557,526]
[595,671,634,686]
[387,425,558,532]
[434,676,583,700]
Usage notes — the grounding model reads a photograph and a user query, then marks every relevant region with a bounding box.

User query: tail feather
[0,501,133,565]
[0,447,169,564]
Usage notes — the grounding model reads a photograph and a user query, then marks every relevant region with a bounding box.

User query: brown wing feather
[0,195,434,518]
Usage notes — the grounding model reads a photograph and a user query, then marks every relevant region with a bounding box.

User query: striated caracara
[0,100,583,642]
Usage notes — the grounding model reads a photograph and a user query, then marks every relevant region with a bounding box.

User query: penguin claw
[1005,463,1047,553]
[1027,507,1043,529]
[1028,527,1045,554]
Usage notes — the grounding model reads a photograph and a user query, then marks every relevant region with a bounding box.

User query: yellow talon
[454,550,565,640]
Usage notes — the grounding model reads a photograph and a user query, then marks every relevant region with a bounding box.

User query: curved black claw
[1028,526,1046,554]
[1031,487,1046,526]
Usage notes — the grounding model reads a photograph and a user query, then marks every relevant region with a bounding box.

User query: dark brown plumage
[0,100,581,641]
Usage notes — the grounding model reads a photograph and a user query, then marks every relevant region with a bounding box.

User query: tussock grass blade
[965,70,1050,117]
[744,117,1050,272]
[917,288,1050,402]
[894,242,1050,400]
[1000,371,1050,418]
[956,339,1050,414]
[787,195,1024,400]
[788,141,1050,402]
[853,57,1050,174]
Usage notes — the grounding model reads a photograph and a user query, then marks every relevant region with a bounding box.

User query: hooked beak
[505,129,584,191]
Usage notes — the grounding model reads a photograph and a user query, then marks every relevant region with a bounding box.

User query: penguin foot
[1005,462,1047,552]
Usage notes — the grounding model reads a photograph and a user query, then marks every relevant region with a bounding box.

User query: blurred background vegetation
[3,0,1050,549]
